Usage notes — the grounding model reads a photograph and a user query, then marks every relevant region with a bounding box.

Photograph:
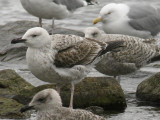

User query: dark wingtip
[11,37,26,44]
[20,105,34,113]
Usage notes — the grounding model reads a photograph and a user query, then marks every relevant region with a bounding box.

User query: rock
[136,72,160,102]
[85,106,104,115]
[0,98,28,119]
[0,69,126,118]
[14,77,126,110]
[0,21,84,63]
[0,69,34,98]
[0,69,34,118]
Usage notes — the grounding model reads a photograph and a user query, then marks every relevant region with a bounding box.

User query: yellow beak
[93,17,103,24]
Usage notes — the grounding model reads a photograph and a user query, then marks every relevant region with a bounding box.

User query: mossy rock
[0,98,29,119]
[136,72,160,102]
[0,69,34,98]
[14,77,126,110]
[0,69,33,119]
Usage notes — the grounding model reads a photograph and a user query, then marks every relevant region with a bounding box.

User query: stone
[0,69,34,119]
[136,72,160,102]
[0,69,34,98]
[0,69,126,118]
[14,77,127,110]
[0,98,28,119]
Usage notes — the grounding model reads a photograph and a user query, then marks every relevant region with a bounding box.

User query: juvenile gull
[84,27,160,79]
[20,0,97,29]
[11,27,123,108]
[93,3,160,38]
[21,89,106,120]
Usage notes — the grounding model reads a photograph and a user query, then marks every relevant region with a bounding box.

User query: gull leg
[56,85,61,94]
[39,18,42,27]
[52,18,55,34]
[69,83,75,109]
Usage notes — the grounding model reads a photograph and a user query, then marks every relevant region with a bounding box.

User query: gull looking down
[93,3,160,39]
[20,89,107,120]
[84,27,160,80]
[20,0,98,31]
[11,27,123,108]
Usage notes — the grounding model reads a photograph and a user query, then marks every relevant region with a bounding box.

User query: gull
[20,0,98,30]
[21,89,107,120]
[84,27,160,79]
[93,3,160,39]
[11,27,123,108]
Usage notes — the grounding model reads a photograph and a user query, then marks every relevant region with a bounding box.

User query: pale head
[22,27,51,48]
[84,27,102,39]
[93,3,129,24]
[29,89,62,111]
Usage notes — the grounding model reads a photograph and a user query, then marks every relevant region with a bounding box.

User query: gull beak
[11,37,26,44]
[93,17,103,24]
[20,105,34,113]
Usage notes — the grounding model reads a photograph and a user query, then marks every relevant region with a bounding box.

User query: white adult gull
[93,3,160,39]
[20,89,107,120]
[11,27,123,108]
[84,27,160,79]
[20,0,97,29]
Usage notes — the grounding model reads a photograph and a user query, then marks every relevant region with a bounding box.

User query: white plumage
[93,3,160,39]
[20,0,97,29]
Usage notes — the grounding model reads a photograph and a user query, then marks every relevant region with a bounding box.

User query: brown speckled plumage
[84,27,160,77]
[37,107,106,120]
[22,89,106,120]
[51,34,123,68]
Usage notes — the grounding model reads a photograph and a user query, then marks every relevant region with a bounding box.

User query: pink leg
[69,83,75,109]
[56,85,61,94]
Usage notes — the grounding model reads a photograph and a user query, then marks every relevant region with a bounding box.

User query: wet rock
[136,72,160,102]
[0,69,34,98]
[85,106,104,115]
[14,77,126,110]
[0,20,84,63]
[0,98,28,119]
[0,69,126,118]
[0,69,33,118]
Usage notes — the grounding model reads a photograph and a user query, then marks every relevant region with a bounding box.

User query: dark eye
[37,98,46,103]
[92,32,98,37]
[31,34,37,38]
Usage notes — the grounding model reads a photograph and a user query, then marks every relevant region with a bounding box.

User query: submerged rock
[0,21,84,63]
[136,72,160,102]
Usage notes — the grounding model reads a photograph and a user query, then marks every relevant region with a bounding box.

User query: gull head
[93,3,129,24]
[20,89,62,112]
[11,27,51,48]
[84,27,102,39]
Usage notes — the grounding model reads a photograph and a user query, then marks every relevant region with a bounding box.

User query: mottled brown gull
[11,27,123,108]
[20,0,98,30]
[84,27,160,79]
[21,89,106,120]
[93,3,160,39]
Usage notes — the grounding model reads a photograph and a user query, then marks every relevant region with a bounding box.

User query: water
[0,0,160,120]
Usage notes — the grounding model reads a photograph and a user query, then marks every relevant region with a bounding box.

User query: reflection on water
[0,0,160,120]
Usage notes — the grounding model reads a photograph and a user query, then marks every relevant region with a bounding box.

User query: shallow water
[0,0,160,120]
